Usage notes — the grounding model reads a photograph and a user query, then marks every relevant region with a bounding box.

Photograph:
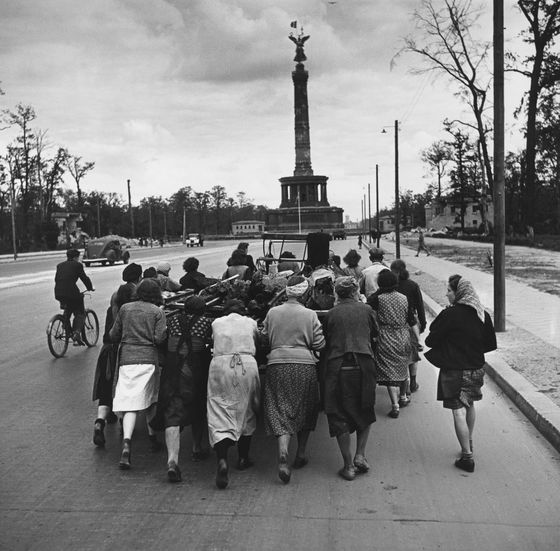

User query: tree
[512,0,560,227]
[192,191,210,234]
[64,152,95,209]
[1,104,38,244]
[40,147,68,223]
[210,185,227,234]
[402,0,494,193]
[535,85,560,231]
[445,123,481,231]
[421,140,452,197]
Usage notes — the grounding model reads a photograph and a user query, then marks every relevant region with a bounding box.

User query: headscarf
[377,269,398,291]
[184,295,206,315]
[286,275,309,298]
[156,261,171,275]
[334,276,359,299]
[454,278,485,322]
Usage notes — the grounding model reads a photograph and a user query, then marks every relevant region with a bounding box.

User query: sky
[0,0,531,221]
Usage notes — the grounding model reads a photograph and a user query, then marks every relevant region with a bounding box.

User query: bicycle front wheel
[47,314,69,358]
[82,309,99,347]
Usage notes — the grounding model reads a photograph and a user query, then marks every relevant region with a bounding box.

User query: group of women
[91,244,496,488]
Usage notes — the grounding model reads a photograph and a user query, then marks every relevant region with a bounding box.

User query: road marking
[0,243,247,290]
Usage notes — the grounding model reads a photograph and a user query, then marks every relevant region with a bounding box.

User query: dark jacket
[322,299,378,414]
[424,304,497,371]
[54,259,93,300]
[179,271,214,292]
[397,278,426,332]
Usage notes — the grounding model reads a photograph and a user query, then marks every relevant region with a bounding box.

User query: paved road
[1,241,559,550]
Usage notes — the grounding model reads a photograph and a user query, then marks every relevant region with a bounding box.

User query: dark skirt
[326,369,376,437]
[190,348,211,429]
[437,367,485,409]
[263,362,319,436]
[92,343,118,407]
[150,342,194,431]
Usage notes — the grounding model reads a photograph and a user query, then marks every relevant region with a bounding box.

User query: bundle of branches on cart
[199,278,252,304]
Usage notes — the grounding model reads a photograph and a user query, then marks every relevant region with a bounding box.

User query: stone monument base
[266,205,344,233]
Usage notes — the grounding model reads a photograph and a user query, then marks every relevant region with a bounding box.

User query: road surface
[1,241,559,550]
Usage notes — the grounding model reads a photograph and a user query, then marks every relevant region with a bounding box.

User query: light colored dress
[207,313,261,447]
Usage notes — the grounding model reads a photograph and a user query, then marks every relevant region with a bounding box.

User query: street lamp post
[127,179,134,238]
[368,182,372,243]
[376,164,380,247]
[394,119,400,259]
[382,120,401,259]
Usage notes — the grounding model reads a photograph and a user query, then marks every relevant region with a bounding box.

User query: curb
[422,293,560,454]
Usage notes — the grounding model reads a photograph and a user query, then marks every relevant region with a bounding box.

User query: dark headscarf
[184,295,206,315]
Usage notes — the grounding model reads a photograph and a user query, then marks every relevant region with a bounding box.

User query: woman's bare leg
[452,408,472,454]
[165,426,180,465]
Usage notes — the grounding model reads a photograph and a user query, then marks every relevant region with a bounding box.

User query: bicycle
[46,292,99,358]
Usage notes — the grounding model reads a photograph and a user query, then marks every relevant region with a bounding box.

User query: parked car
[187,234,202,247]
[425,228,448,238]
[332,229,347,240]
[82,235,130,266]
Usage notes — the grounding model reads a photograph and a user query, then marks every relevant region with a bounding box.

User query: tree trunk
[524,50,543,228]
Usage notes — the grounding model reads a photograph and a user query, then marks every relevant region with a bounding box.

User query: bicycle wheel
[82,309,99,347]
[47,314,69,358]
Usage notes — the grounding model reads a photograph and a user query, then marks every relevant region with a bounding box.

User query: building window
[472,220,477,226]
[472,205,479,213]
[450,206,456,213]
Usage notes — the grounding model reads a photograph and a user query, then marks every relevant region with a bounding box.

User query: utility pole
[394,120,401,259]
[376,164,380,247]
[127,179,134,238]
[163,207,167,242]
[96,196,101,236]
[360,198,364,237]
[368,182,372,243]
[10,180,17,261]
[363,192,367,234]
[182,205,187,244]
[148,200,153,243]
[493,0,506,331]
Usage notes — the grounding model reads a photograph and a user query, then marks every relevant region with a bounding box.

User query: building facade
[231,220,265,235]
[425,197,493,231]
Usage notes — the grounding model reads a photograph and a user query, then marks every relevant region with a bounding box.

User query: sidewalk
[378,238,560,453]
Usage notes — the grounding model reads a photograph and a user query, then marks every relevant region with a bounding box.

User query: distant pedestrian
[424,275,496,473]
[367,270,414,418]
[415,229,431,257]
[357,234,363,249]
[323,277,378,481]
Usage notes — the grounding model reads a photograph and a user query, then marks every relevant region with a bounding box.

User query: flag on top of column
[290,21,297,28]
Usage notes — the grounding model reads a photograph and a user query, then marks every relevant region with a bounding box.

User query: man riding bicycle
[54,248,94,345]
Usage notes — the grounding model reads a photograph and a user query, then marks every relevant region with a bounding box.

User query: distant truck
[186,233,202,247]
[331,229,347,240]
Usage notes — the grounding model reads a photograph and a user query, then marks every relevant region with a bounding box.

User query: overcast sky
[1,0,531,220]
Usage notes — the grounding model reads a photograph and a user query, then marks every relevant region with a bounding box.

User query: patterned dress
[370,290,412,386]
